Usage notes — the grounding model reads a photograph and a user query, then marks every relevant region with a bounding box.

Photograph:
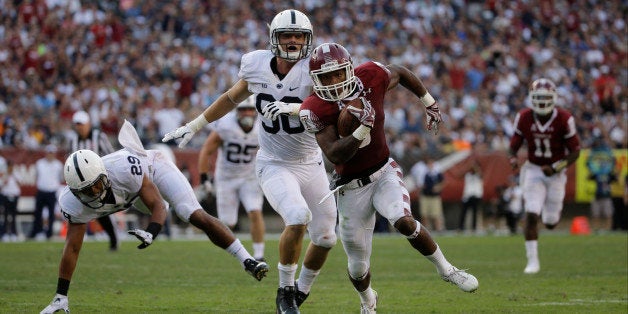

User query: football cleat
[40,294,69,314]
[294,281,309,307]
[276,286,299,314]
[360,290,378,314]
[524,259,540,274]
[441,266,479,292]
[244,258,269,281]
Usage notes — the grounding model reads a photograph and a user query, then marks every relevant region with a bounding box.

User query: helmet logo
[321,60,339,70]
[72,153,85,182]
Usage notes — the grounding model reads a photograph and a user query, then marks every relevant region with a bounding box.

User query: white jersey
[58,149,148,224]
[209,111,259,181]
[239,50,321,162]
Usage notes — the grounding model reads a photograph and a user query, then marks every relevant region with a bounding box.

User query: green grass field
[1,232,626,313]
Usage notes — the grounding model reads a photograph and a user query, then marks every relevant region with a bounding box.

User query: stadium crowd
[0,0,625,172]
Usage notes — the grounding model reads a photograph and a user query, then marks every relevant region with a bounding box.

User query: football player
[40,123,268,314]
[199,95,266,261]
[299,43,478,313]
[509,78,581,274]
[68,110,119,251]
[162,9,337,314]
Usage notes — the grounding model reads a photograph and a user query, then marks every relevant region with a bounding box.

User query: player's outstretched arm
[128,175,167,249]
[41,222,88,314]
[386,64,442,134]
[198,131,222,194]
[162,80,251,147]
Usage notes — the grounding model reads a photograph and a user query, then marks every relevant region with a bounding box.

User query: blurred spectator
[154,96,185,146]
[28,144,64,240]
[503,177,524,235]
[0,155,6,174]
[419,158,445,232]
[594,65,618,114]
[410,157,427,220]
[1,160,21,242]
[493,176,523,235]
[458,163,483,233]
[620,174,628,230]
[0,155,8,238]
[586,138,617,231]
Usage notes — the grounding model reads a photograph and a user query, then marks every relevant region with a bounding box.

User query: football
[337,98,363,137]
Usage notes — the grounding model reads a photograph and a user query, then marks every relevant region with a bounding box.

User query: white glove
[40,294,69,314]
[261,101,299,121]
[128,229,153,249]
[162,124,195,148]
[425,102,442,135]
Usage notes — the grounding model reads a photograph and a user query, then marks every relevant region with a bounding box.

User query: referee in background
[68,111,119,251]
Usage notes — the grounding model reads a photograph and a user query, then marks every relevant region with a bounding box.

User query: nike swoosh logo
[289,87,298,91]
[318,161,322,165]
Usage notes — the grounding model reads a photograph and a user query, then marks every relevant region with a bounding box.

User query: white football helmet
[309,43,357,102]
[237,95,257,128]
[64,150,111,209]
[529,78,557,115]
[269,9,313,61]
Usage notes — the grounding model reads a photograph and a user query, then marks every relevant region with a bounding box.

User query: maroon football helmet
[309,43,357,102]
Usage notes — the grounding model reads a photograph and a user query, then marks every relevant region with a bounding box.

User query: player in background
[199,95,266,261]
[67,110,119,251]
[299,43,478,313]
[163,9,337,314]
[40,123,268,314]
[509,78,581,274]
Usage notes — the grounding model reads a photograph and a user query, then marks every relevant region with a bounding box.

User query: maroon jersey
[509,107,580,166]
[300,61,390,178]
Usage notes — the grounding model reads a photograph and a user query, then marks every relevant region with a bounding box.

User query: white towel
[118,120,147,157]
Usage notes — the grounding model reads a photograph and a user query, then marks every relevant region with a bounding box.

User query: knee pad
[310,230,337,249]
[283,207,312,226]
[405,220,421,239]
[348,260,369,279]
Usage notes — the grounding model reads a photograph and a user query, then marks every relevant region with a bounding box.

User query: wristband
[352,125,371,141]
[145,222,162,239]
[551,159,568,172]
[419,92,436,107]
[186,115,209,132]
